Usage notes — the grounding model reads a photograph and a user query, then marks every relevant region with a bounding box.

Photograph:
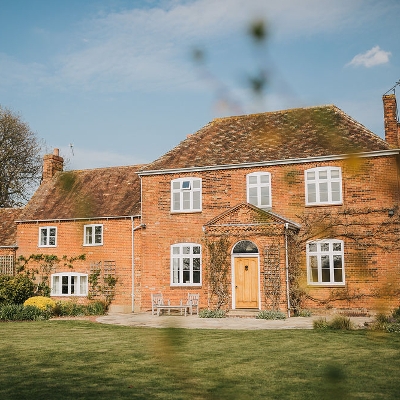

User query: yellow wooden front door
[234,257,259,308]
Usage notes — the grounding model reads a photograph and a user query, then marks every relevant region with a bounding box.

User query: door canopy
[232,240,258,254]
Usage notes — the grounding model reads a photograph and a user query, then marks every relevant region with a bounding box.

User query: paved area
[96,312,373,330]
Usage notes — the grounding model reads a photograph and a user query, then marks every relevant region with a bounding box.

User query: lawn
[0,320,399,399]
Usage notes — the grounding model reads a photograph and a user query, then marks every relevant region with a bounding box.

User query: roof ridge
[210,104,337,123]
[63,163,146,174]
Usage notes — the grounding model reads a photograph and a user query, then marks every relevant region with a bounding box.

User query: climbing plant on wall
[204,236,231,310]
[16,254,86,296]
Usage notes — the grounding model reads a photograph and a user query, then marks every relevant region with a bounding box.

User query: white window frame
[170,243,202,286]
[305,167,342,205]
[83,224,103,246]
[39,226,57,247]
[51,272,88,296]
[307,239,345,286]
[247,172,271,208]
[171,177,202,213]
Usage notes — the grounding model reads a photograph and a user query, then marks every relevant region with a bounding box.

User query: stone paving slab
[96,312,373,330]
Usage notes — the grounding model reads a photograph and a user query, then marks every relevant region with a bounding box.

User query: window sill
[305,202,343,207]
[307,283,345,287]
[170,210,202,214]
[83,244,103,247]
[170,284,202,287]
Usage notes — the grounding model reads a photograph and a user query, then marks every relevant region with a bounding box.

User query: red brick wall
[16,217,142,312]
[139,154,400,313]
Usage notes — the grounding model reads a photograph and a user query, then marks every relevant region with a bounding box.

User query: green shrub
[375,313,390,324]
[85,300,108,315]
[256,310,287,320]
[385,323,400,333]
[0,274,34,305]
[199,309,226,318]
[0,304,51,321]
[295,309,312,317]
[313,315,353,330]
[313,317,329,330]
[24,296,56,311]
[53,300,85,317]
[329,315,353,330]
[53,300,108,317]
[391,307,400,322]
[370,308,400,332]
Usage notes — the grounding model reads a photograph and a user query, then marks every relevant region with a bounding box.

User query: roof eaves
[138,149,400,176]
[16,214,142,224]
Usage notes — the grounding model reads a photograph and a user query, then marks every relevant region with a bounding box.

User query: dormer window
[171,178,202,212]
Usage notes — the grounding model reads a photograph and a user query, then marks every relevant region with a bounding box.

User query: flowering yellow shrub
[24,296,56,311]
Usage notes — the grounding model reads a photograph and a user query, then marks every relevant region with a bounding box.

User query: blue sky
[0,0,399,170]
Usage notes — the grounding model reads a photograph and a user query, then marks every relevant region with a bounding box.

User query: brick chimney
[42,148,64,183]
[383,94,400,147]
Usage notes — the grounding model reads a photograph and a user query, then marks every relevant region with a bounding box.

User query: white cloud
[54,0,368,92]
[0,0,390,93]
[346,46,391,68]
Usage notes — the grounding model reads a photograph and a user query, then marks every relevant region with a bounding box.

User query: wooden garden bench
[151,293,191,316]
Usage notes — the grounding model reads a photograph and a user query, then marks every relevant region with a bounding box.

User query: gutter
[284,223,291,318]
[131,222,146,313]
[16,215,141,224]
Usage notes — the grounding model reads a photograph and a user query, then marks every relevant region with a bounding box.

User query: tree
[0,106,42,207]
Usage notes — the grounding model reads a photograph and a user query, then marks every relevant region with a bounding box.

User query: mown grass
[0,321,399,399]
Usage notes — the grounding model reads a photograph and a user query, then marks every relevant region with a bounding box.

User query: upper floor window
[51,272,88,296]
[171,178,202,212]
[84,224,103,246]
[247,172,271,208]
[305,167,342,205]
[171,243,202,286]
[39,227,57,247]
[307,239,345,286]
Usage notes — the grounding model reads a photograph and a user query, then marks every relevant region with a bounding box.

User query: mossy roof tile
[140,105,389,172]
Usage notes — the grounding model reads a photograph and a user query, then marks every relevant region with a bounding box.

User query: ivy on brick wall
[16,253,86,296]
[88,261,118,305]
[204,236,231,310]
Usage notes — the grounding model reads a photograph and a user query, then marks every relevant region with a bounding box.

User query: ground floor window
[171,243,201,286]
[0,255,14,275]
[307,239,345,285]
[51,272,88,296]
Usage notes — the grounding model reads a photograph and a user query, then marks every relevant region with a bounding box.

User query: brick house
[3,94,400,315]
[15,149,144,312]
[0,208,22,275]
[137,94,400,314]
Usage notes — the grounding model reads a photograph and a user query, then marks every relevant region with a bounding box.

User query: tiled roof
[19,165,143,221]
[140,105,389,172]
[0,208,23,246]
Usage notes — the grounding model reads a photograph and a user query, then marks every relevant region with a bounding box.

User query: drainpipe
[131,221,146,313]
[284,223,291,318]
